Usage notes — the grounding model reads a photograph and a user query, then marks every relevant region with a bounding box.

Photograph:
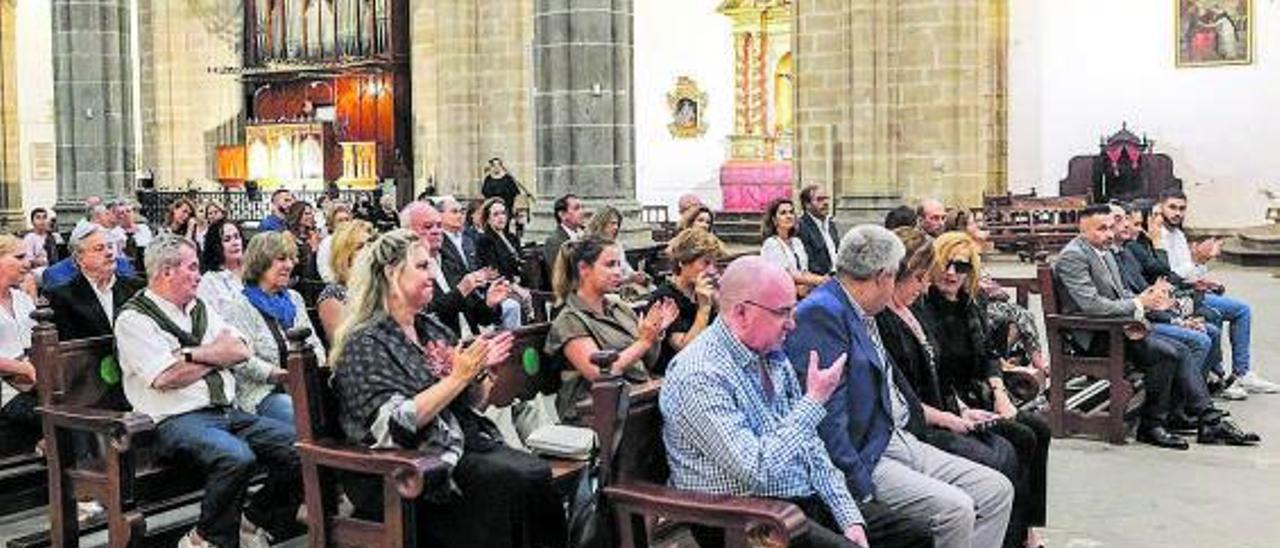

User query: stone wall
[795,0,1006,209]
[411,0,536,197]
[0,0,19,225]
[138,0,243,191]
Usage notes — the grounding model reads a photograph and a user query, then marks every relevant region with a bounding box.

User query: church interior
[2,1,1279,547]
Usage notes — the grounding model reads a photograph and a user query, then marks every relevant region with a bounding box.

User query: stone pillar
[52,0,136,217]
[530,0,645,244]
[0,0,22,227]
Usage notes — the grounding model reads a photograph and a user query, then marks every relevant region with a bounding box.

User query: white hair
[836,224,905,280]
[144,233,196,281]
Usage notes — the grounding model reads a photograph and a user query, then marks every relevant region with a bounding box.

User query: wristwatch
[181,348,195,363]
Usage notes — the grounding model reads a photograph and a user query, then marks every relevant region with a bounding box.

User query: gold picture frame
[667,76,708,139]
[1176,0,1252,67]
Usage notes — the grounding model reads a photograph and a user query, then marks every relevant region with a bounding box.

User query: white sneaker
[1238,372,1280,394]
[76,501,105,523]
[177,528,214,548]
[1219,384,1249,401]
[240,520,274,548]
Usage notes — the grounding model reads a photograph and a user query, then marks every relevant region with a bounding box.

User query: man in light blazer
[797,184,840,275]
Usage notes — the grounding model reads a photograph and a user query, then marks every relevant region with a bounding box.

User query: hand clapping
[638,298,679,343]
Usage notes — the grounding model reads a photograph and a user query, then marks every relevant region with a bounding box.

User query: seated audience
[259,189,294,232]
[225,232,326,425]
[661,256,932,548]
[46,224,146,342]
[917,198,947,237]
[784,224,1014,548]
[403,201,516,333]
[73,195,103,235]
[883,205,919,230]
[43,223,138,289]
[544,235,677,420]
[463,197,486,250]
[0,234,38,457]
[915,232,1051,547]
[194,201,228,251]
[115,234,302,548]
[23,207,62,281]
[760,198,827,296]
[646,227,726,373]
[316,200,353,282]
[368,193,400,234]
[109,199,153,267]
[1158,189,1277,395]
[329,229,565,547]
[875,227,1030,548]
[476,197,527,283]
[1053,205,1191,449]
[797,184,841,276]
[678,205,714,233]
[163,198,199,241]
[318,220,374,341]
[195,220,246,319]
[586,205,651,292]
[285,200,322,283]
[542,193,586,268]
[437,197,480,284]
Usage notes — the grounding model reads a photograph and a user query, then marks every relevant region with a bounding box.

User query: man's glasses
[743,300,795,319]
[947,260,973,275]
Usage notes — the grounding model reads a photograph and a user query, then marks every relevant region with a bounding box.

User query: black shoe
[1137,426,1190,450]
[1166,415,1199,434]
[1198,419,1261,446]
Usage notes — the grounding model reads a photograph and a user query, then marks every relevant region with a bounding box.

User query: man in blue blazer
[786,224,1013,548]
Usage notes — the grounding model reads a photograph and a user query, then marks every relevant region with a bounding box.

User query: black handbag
[566,451,615,548]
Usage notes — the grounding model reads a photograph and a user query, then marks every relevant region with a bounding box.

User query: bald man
[916,199,947,237]
[662,257,931,548]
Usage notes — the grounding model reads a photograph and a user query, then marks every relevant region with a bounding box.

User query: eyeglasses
[947,260,973,275]
[743,300,795,320]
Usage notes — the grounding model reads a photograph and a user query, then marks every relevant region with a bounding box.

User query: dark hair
[29,208,47,224]
[884,205,918,229]
[551,233,614,302]
[553,194,579,224]
[200,220,240,272]
[1080,203,1114,219]
[271,188,292,201]
[286,201,313,234]
[799,184,821,207]
[1158,188,1187,203]
[479,197,509,235]
[1124,198,1155,215]
[761,198,796,239]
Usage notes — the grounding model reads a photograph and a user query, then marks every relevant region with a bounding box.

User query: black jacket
[796,213,840,275]
[876,309,954,415]
[476,230,525,283]
[45,273,146,341]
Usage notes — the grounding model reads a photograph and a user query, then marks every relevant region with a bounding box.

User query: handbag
[526,424,597,461]
[566,451,615,548]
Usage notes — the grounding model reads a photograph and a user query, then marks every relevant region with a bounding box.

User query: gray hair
[435,196,461,212]
[144,233,197,280]
[399,200,434,228]
[242,231,299,286]
[836,224,906,281]
[69,223,108,257]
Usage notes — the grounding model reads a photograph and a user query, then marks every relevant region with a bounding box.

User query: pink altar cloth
[720,161,794,212]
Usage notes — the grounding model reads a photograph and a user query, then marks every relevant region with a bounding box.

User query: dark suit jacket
[1124,235,1186,288]
[476,230,524,282]
[427,278,498,335]
[542,225,572,269]
[797,213,840,275]
[876,310,952,415]
[440,233,475,287]
[45,273,146,341]
[783,279,894,500]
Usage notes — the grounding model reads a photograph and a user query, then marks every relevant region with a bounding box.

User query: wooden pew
[1037,265,1145,444]
[286,322,584,548]
[27,309,211,548]
[0,452,47,517]
[587,353,809,547]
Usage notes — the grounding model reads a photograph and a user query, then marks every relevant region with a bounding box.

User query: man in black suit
[401,202,510,335]
[541,194,585,269]
[437,197,481,285]
[796,184,840,275]
[46,224,146,341]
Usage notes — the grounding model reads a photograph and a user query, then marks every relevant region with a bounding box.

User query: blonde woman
[330,229,565,547]
[0,234,38,456]
[317,220,374,341]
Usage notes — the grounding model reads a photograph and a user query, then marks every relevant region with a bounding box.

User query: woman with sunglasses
[917,231,1050,548]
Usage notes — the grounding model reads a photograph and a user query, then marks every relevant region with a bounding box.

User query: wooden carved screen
[248,0,391,64]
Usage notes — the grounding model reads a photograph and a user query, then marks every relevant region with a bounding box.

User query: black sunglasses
[947,260,973,275]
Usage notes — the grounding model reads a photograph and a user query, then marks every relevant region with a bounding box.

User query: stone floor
[4,260,1280,547]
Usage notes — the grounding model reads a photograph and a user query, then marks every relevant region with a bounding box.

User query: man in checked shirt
[661,256,932,548]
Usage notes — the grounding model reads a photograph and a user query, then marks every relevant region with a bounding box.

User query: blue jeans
[1152,322,1218,374]
[255,392,296,428]
[500,297,523,329]
[1203,294,1252,375]
[156,407,302,548]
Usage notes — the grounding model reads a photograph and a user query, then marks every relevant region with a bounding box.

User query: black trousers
[0,390,41,457]
[692,495,933,548]
[988,413,1051,531]
[1124,336,1179,426]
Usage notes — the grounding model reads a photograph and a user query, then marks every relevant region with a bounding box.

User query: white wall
[634,0,734,214]
[16,0,56,219]
[1009,0,1280,228]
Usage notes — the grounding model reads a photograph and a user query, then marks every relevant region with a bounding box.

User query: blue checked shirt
[659,319,863,529]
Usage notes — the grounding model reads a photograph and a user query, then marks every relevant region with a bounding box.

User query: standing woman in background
[285,200,322,283]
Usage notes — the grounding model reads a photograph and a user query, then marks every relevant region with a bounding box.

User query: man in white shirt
[1159,189,1278,395]
[115,234,303,548]
[109,199,153,268]
[22,208,62,281]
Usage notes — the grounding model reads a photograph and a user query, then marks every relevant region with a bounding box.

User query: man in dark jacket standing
[798,184,840,275]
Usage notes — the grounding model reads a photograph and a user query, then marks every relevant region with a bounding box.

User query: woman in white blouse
[759,198,827,297]
[196,220,245,318]
[0,234,39,455]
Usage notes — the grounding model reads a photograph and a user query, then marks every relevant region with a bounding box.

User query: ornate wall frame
[667,76,708,139]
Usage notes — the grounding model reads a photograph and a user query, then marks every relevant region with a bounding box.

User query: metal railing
[135,188,380,226]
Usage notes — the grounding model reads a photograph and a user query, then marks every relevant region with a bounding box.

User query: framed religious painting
[1176,0,1252,67]
[667,76,708,139]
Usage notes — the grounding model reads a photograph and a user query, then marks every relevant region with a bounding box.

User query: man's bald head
[917,198,947,237]
[720,256,798,352]
[719,256,790,310]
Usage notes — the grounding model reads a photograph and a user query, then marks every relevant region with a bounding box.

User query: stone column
[530,0,645,244]
[0,0,22,227]
[52,0,136,217]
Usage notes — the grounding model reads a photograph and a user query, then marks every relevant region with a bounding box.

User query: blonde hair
[666,227,726,273]
[928,231,983,298]
[329,220,373,286]
[329,229,422,366]
[0,234,21,259]
[242,231,299,286]
[586,206,623,238]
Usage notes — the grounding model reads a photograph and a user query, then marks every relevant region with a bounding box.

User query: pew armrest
[605,481,808,542]
[1043,314,1142,333]
[298,439,451,499]
[37,405,155,451]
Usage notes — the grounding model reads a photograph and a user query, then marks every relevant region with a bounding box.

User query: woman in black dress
[644,227,725,373]
[474,197,525,282]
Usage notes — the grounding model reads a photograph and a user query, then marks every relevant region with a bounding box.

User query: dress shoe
[1137,426,1190,450]
[1165,415,1199,435]
[1198,419,1261,446]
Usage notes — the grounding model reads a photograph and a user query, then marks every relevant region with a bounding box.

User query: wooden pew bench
[286,321,584,547]
[0,452,48,518]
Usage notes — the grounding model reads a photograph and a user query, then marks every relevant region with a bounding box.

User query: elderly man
[46,224,145,342]
[662,256,931,548]
[401,202,515,334]
[42,223,139,289]
[437,196,481,281]
[1158,189,1277,396]
[259,189,295,232]
[786,225,1013,548]
[798,184,841,275]
[542,193,586,268]
[916,199,947,237]
[109,199,153,267]
[115,234,302,548]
